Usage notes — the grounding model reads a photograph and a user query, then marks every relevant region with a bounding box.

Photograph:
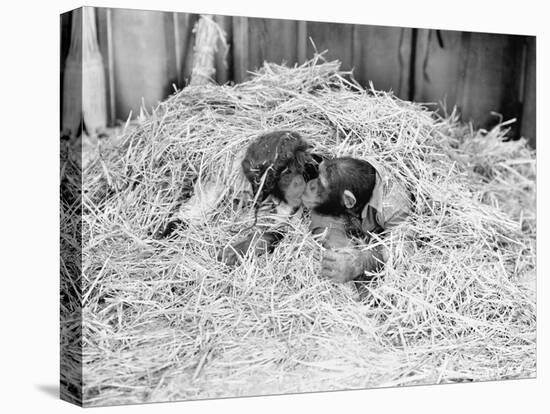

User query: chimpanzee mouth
[301,196,315,210]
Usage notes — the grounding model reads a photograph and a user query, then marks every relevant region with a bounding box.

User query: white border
[1,1,546,413]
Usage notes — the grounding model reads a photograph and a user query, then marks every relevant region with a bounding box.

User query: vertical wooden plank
[173,12,183,86]
[398,28,413,98]
[62,8,83,137]
[110,9,170,120]
[96,7,115,126]
[521,36,536,147]
[412,29,429,102]
[414,30,525,135]
[297,21,308,64]
[214,15,232,84]
[351,24,361,80]
[352,24,412,99]
[414,29,464,112]
[408,28,418,101]
[162,12,179,91]
[60,12,73,68]
[178,13,199,86]
[496,35,525,138]
[458,33,524,131]
[306,22,354,71]
[232,16,249,83]
[81,6,107,135]
[106,9,115,124]
[60,11,73,129]
[248,17,298,70]
[454,31,472,116]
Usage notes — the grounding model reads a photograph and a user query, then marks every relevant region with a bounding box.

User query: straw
[71,55,535,406]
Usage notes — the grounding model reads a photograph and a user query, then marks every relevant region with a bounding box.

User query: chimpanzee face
[302,158,374,217]
[302,162,330,210]
[277,166,306,208]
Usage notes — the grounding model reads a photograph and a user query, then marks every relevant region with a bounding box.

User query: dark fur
[219,131,322,264]
[313,157,377,217]
[242,131,320,205]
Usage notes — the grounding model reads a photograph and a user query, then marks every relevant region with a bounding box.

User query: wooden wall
[60,8,536,146]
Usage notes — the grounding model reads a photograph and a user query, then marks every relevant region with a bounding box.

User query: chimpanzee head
[242,131,321,207]
[302,157,377,217]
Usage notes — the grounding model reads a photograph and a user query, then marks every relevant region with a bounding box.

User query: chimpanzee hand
[218,237,253,266]
[321,248,371,283]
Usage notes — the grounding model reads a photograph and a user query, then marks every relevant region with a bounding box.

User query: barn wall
[60,8,536,146]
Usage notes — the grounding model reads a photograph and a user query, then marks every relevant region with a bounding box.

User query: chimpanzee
[156,130,320,240]
[301,157,411,283]
[218,130,322,265]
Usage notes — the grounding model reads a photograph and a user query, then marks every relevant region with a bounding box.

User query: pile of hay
[78,56,536,406]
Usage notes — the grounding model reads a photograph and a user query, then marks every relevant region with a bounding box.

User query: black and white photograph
[57,2,538,408]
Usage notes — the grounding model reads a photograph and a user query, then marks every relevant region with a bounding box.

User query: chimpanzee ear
[342,190,356,209]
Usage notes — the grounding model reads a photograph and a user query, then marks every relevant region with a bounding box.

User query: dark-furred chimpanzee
[302,157,412,283]
[218,130,322,265]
